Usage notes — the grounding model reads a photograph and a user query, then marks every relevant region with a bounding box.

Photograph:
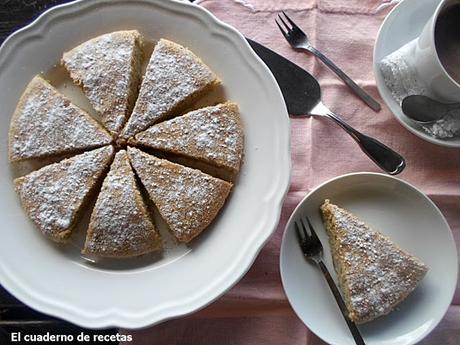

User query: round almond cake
[8,31,244,259]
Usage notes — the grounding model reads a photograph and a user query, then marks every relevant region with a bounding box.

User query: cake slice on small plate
[130,102,244,179]
[320,199,428,324]
[9,75,112,162]
[83,150,161,258]
[62,30,143,135]
[120,38,221,139]
[127,147,232,243]
[14,146,114,242]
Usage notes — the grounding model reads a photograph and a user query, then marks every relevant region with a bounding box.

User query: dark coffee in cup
[435,4,460,84]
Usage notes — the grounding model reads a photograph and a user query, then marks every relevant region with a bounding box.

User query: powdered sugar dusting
[127,147,232,243]
[62,31,141,134]
[14,146,114,241]
[9,76,112,161]
[134,102,243,173]
[321,200,428,323]
[84,150,161,257]
[422,113,460,139]
[121,39,219,139]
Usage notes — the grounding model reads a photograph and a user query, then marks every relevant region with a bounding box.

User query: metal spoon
[401,95,460,124]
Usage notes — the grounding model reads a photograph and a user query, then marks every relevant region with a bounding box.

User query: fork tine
[275,19,289,40]
[298,218,310,239]
[294,221,305,244]
[281,11,301,32]
[304,217,321,245]
[277,14,291,33]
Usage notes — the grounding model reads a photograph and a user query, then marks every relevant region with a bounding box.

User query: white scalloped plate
[0,0,290,328]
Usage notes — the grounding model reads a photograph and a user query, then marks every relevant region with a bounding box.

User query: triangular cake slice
[83,150,161,257]
[9,75,112,162]
[320,199,428,324]
[14,146,114,242]
[62,30,143,135]
[120,39,221,139]
[127,147,232,243]
[130,102,244,179]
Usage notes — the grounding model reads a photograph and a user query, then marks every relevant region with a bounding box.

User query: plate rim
[0,0,292,328]
[279,171,458,345]
[372,0,460,148]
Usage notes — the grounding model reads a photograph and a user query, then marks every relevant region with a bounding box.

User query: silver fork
[295,216,366,345]
[276,11,381,112]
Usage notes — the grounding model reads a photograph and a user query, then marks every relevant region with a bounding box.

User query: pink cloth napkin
[123,1,460,343]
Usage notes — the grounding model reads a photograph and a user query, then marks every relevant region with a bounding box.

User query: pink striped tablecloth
[124,0,460,343]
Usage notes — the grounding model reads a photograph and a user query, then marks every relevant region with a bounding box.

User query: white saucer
[280,173,457,345]
[373,0,460,148]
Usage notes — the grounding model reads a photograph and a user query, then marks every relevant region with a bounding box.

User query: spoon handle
[325,111,406,175]
[446,103,460,111]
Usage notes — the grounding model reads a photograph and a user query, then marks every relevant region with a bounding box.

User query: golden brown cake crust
[14,146,114,242]
[83,150,161,258]
[8,75,112,162]
[10,33,243,253]
[320,199,428,324]
[127,147,232,243]
[62,30,143,135]
[120,38,221,139]
[130,102,244,179]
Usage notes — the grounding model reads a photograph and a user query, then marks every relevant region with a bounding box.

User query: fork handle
[302,45,381,112]
[317,261,366,345]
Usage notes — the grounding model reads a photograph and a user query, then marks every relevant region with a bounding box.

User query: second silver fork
[276,11,381,112]
[295,216,366,345]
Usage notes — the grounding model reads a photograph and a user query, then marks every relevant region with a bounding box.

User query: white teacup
[414,0,460,102]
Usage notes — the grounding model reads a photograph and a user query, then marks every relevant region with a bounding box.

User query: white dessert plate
[0,0,291,328]
[373,0,460,148]
[280,173,457,345]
